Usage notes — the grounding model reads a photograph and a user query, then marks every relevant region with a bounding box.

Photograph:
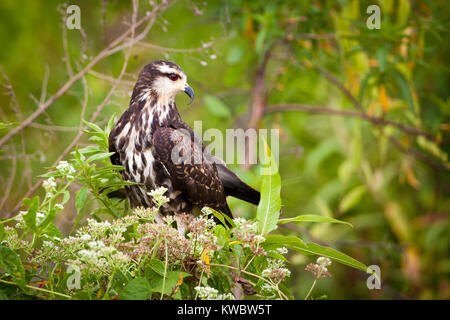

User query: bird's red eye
[169,73,178,81]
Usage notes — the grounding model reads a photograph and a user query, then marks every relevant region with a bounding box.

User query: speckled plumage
[108,60,260,221]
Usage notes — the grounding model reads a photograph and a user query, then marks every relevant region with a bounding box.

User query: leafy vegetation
[0,120,363,299]
[0,0,449,299]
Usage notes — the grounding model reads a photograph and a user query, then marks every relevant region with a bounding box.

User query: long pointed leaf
[256,141,281,235]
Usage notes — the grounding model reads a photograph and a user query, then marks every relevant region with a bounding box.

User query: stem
[209,263,289,300]
[103,270,116,299]
[161,238,168,300]
[304,279,317,300]
[194,269,205,300]
[0,279,72,299]
[243,244,259,270]
[304,268,324,300]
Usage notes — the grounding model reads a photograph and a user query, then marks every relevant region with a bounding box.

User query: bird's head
[132,60,194,105]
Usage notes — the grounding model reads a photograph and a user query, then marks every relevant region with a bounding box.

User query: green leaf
[38,208,57,230]
[22,196,39,232]
[392,69,415,112]
[43,223,62,240]
[255,27,268,55]
[0,288,8,300]
[119,277,152,300]
[213,224,230,246]
[210,208,235,229]
[359,69,376,102]
[204,95,231,118]
[148,259,167,278]
[82,120,104,134]
[106,114,117,134]
[61,190,71,205]
[75,186,88,215]
[227,45,244,64]
[0,225,4,242]
[299,243,368,273]
[86,152,114,163]
[0,246,26,288]
[256,141,281,235]
[78,145,103,155]
[263,236,368,273]
[0,122,19,130]
[376,47,387,73]
[339,185,367,213]
[278,215,353,228]
[152,271,189,298]
[262,235,307,251]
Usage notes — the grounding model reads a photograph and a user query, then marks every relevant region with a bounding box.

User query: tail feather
[216,163,260,206]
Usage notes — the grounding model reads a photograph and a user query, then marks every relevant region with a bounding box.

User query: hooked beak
[184,85,194,105]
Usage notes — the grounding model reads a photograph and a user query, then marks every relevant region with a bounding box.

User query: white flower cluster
[85,218,112,236]
[134,207,157,221]
[317,257,332,267]
[194,286,234,300]
[200,207,217,229]
[148,186,169,207]
[233,217,257,233]
[253,235,266,244]
[42,177,57,194]
[42,240,56,249]
[259,283,277,299]
[14,211,46,229]
[305,256,332,279]
[0,226,32,252]
[56,160,76,180]
[71,239,131,277]
[261,258,291,283]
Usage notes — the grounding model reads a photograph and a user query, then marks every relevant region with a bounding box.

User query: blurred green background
[0,0,449,299]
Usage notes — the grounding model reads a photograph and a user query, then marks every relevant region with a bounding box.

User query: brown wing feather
[152,126,232,218]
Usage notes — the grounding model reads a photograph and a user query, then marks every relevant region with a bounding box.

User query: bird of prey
[108,60,260,223]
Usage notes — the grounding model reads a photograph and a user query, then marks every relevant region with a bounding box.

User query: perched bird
[108,60,260,224]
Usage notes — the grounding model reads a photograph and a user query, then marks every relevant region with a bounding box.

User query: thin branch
[314,65,364,112]
[135,40,214,53]
[266,104,449,171]
[267,104,437,141]
[0,7,163,150]
[8,0,152,217]
[0,139,16,212]
[88,70,135,86]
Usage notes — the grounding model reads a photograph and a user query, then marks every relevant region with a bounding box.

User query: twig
[135,40,214,53]
[8,0,148,217]
[314,65,364,112]
[0,279,72,299]
[0,141,16,211]
[209,263,289,300]
[0,7,163,150]
[265,104,448,170]
[266,104,438,141]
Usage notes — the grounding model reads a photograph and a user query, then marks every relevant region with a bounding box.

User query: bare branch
[135,40,214,53]
[266,104,449,171]
[8,0,148,217]
[0,5,165,150]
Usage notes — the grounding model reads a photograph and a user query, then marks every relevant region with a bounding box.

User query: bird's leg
[155,211,165,225]
[174,213,189,236]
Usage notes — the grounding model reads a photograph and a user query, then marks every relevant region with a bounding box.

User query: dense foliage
[0,0,448,299]
[0,120,366,299]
